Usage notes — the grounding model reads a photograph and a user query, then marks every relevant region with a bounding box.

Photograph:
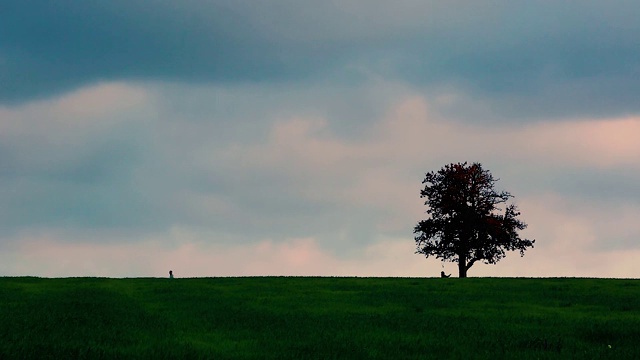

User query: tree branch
[466,257,480,271]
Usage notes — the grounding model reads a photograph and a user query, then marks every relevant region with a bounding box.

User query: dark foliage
[414,162,535,277]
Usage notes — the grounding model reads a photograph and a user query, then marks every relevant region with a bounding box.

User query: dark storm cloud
[0,0,342,104]
[3,1,640,119]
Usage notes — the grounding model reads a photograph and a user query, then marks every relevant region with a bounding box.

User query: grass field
[1,277,638,359]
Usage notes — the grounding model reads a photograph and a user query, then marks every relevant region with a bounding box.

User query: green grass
[1,277,638,359]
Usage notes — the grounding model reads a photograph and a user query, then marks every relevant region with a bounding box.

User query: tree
[414,162,534,278]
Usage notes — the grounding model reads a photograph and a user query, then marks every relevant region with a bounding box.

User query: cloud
[1,77,639,277]
[3,1,639,121]
[0,228,431,278]
[3,213,637,278]
[521,119,638,168]
[223,93,640,199]
[3,1,640,278]
[0,83,156,233]
[0,82,149,142]
[473,193,640,278]
[195,92,640,262]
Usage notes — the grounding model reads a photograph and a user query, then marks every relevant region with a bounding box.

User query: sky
[1,1,639,278]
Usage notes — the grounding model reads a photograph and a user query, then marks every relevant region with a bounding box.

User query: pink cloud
[2,229,436,278]
[515,117,640,168]
[5,224,636,278]
[3,88,638,279]
[470,193,640,278]
[219,95,640,238]
[190,95,640,278]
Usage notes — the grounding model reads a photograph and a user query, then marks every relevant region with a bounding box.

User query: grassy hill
[1,277,638,359]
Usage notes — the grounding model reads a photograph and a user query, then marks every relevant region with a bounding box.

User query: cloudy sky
[2,1,639,278]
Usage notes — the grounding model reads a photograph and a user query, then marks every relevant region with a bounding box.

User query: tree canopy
[414,162,535,277]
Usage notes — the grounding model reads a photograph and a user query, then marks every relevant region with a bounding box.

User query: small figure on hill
[440,271,451,278]
[169,270,174,279]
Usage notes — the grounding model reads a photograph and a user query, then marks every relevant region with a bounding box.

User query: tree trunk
[458,253,468,278]
[458,262,468,278]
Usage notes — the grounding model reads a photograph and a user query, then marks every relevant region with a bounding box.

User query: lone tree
[414,162,534,278]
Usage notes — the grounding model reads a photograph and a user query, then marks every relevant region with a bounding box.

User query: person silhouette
[440,271,451,278]
[169,270,174,279]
